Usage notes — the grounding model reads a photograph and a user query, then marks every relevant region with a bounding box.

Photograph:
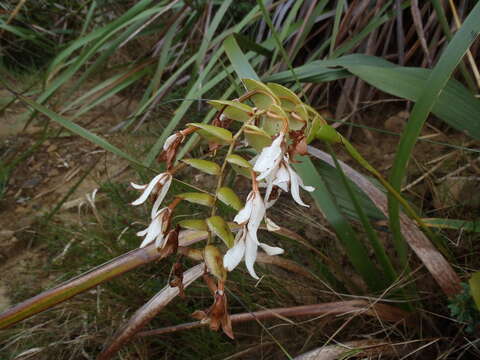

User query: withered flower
[192,276,234,339]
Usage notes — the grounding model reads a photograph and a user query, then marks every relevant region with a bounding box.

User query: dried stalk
[137,299,412,337]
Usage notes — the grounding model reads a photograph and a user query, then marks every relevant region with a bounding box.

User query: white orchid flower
[131,172,172,218]
[268,156,314,207]
[253,133,284,181]
[252,132,314,207]
[223,189,284,279]
[136,208,169,248]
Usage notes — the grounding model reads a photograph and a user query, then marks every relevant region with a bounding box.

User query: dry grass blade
[98,263,205,360]
[137,299,412,337]
[0,0,27,38]
[307,146,462,297]
[294,339,425,360]
[410,0,431,66]
[0,231,207,329]
[256,252,319,281]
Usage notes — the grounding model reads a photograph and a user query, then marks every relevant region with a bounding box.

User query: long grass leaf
[387,3,480,265]
[326,144,397,285]
[308,146,461,297]
[12,92,141,166]
[294,157,386,292]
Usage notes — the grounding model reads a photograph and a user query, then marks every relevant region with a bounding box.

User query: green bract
[206,216,235,248]
[243,78,280,109]
[208,100,254,122]
[182,158,221,175]
[226,154,252,168]
[177,192,215,207]
[187,123,233,144]
[178,219,208,231]
[243,124,272,152]
[217,187,243,211]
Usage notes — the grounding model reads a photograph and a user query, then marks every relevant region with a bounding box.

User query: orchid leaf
[187,123,233,144]
[206,216,235,248]
[208,100,254,122]
[242,78,280,109]
[244,124,272,152]
[469,272,480,311]
[182,159,221,176]
[226,154,252,168]
[178,219,208,231]
[217,187,243,211]
[177,192,215,207]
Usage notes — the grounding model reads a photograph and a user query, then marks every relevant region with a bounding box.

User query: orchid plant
[0,78,459,358]
[127,79,324,337]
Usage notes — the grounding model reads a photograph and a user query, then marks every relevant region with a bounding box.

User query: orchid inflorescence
[130,79,326,338]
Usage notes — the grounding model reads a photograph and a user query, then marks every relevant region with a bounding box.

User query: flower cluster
[128,79,320,338]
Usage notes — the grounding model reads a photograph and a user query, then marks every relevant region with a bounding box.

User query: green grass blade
[195,0,233,70]
[269,0,303,66]
[223,34,259,81]
[431,0,477,92]
[13,92,141,166]
[326,144,397,284]
[294,157,386,292]
[347,65,480,140]
[423,218,480,233]
[329,0,346,56]
[387,3,480,265]
[80,0,98,38]
[331,1,402,58]
[266,54,480,140]
[288,0,329,61]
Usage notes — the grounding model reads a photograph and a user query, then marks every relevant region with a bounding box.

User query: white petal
[131,173,165,206]
[302,185,315,192]
[253,133,284,180]
[247,191,265,236]
[223,235,246,271]
[137,209,166,247]
[298,176,315,192]
[150,175,172,218]
[234,192,254,224]
[259,242,284,256]
[265,217,280,231]
[154,232,165,249]
[136,228,148,237]
[140,237,152,248]
[263,168,279,203]
[131,182,147,190]
[287,165,310,207]
[272,164,290,192]
[163,133,179,151]
[244,233,259,279]
[265,193,280,209]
